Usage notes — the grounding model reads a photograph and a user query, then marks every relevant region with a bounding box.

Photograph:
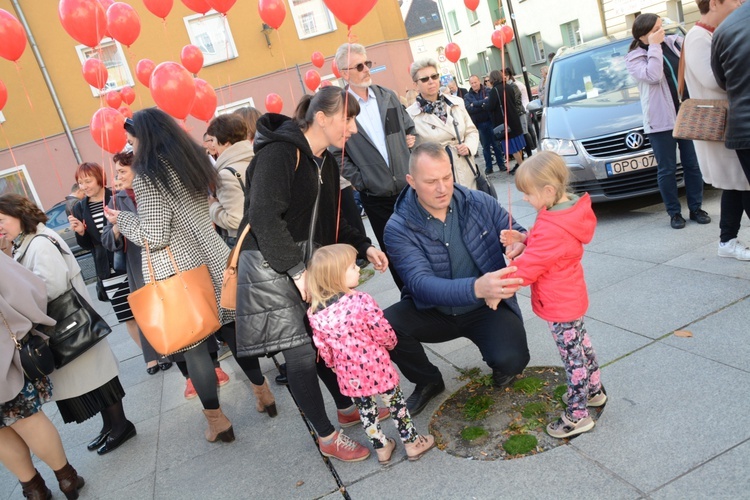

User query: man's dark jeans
[476,120,506,173]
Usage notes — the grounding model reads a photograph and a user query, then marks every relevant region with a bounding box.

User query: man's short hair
[335,43,367,77]
[409,142,449,174]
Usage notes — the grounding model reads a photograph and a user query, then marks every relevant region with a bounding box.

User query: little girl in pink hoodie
[307,244,435,465]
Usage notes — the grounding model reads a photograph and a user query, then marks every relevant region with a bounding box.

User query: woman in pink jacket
[306,244,435,465]
[500,152,606,439]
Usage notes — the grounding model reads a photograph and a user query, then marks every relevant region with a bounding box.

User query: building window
[216,97,256,116]
[0,165,42,207]
[76,39,134,97]
[458,57,470,80]
[0,111,4,123]
[447,10,460,34]
[184,11,238,67]
[466,7,478,24]
[289,0,336,39]
[477,51,489,75]
[561,20,582,47]
[529,32,545,63]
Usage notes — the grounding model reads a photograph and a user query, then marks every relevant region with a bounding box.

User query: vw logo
[625,132,644,150]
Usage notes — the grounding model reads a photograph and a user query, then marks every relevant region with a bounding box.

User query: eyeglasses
[416,73,440,83]
[345,60,373,72]
[483,79,490,83]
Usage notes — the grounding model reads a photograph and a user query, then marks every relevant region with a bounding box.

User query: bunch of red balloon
[492,25,515,48]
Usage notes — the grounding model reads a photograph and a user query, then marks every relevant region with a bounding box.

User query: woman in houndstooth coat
[105,108,237,444]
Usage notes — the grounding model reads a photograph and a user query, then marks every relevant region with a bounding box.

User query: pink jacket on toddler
[308,291,399,398]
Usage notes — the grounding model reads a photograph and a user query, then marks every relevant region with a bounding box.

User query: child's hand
[485,298,501,310]
[500,229,525,246]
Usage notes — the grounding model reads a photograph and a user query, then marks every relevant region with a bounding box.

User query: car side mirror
[527,100,543,112]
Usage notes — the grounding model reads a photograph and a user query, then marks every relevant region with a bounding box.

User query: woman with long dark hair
[104,108,243,443]
[236,87,389,462]
[487,69,526,173]
[625,13,710,229]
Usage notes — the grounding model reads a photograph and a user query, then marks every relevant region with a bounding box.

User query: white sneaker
[718,239,750,261]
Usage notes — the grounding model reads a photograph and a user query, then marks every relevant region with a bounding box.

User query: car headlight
[540,139,578,156]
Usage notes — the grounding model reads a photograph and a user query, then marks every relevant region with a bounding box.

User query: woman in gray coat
[106,109,237,443]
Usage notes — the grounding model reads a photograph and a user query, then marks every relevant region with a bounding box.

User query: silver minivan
[531,27,685,202]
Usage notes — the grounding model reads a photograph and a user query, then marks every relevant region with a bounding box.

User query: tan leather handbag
[220,224,250,310]
[128,242,220,355]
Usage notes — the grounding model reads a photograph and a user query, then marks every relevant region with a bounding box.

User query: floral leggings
[548,318,602,422]
[352,385,418,449]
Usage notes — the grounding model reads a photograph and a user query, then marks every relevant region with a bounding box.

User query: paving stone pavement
[3,173,749,499]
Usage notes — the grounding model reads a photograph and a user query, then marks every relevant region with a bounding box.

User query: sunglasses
[345,60,373,72]
[416,73,440,83]
[484,79,490,83]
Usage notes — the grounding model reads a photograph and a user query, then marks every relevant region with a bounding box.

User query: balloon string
[499,46,514,235]
[125,47,144,111]
[275,29,297,104]
[13,62,63,191]
[222,15,232,104]
[0,123,29,199]
[96,44,112,209]
[334,27,357,241]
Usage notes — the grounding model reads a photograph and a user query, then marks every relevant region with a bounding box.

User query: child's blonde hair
[306,244,358,311]
[514,151,571,207]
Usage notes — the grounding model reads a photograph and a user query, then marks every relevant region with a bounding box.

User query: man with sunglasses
[330,43,416,290]
[465,75,506,174]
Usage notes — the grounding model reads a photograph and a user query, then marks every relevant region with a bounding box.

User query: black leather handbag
[2,311,55,380]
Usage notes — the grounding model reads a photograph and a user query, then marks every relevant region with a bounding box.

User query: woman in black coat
[487,69,527,173]
[68,163,113,301]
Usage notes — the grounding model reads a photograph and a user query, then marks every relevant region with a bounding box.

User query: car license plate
[605,154,657,176]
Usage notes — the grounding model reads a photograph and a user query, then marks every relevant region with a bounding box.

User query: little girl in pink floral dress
[307,244,435,465]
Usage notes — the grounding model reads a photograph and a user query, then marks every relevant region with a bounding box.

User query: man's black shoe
[405,380,445,416]
[689,209,711,224]
[485,169,493,175]
[275,363,288,386]
[492,371,515,389]
[670,213,686,229]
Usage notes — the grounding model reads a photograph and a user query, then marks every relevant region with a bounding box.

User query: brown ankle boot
[202,407,235,443]
[53,462,85,500]
[20,470,51,500]
[251,377,277,417]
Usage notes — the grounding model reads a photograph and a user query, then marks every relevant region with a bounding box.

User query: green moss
[502,434,538,455]
[457,367,483,381]
[553,384,568,402]
[521,401,547,418]
[463,394,495,421]
[461,426,489,441]
[513,377,545,395]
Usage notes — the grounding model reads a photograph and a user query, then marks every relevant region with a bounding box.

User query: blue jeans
[648,130,704,216]
[476,120,505,172]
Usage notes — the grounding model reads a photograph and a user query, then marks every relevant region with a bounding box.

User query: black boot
[20,470,51,500]
[53,462,85,500]
[274,363,288,386]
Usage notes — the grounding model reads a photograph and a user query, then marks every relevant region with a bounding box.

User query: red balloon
[311,51,324,69]
[319,80,332,88]
[181,0,211,14]
[304,70,321,92]
[82,58,109,89]
[445,43,461,64]
[118,104,133,119]
[265,93,283,114]
[322,0,377,27]
[258,0,285,29]
[90,107,127,154]
[206,0,236,15]
[105,90,122,108]
[149,61,196,120]
[0,80,7,111]
[0,9,26,62]
[501,24,515,43]
[106,2,141,47]
[491,30,506,49]
[58,0,107,48]
[143,0,173,20]
[120,86,135,105]
[190,78,217,122]
[181,45,204,74]
[463,0,479,10]
[331,59,341,79]
[136,59,155,87]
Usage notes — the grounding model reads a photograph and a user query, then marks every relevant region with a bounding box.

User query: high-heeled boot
[202,407,235,443]
[251,377,278,417]
[53,462,85,500]
[20,470,51,500]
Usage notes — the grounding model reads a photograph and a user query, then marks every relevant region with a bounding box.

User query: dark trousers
[720,189,750,243]
[384,299,530,388]
[359,191,404,290]
[340,186,367,237]
[736,149,750,186]
[648,130,704,216]
[476,120,506,172]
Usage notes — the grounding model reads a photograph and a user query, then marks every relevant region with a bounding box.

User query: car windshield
[547,39,634,107]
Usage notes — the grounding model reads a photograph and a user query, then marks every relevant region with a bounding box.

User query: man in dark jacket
[464,75,505,174]
[383,142,530,416]
[711,1,750,183]
[330,43,415,290]
[448,78,468,98]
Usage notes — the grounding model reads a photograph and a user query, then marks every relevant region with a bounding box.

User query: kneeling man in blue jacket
[384,142,531,416]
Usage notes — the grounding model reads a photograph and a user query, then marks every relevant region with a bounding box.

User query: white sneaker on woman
[718,239,750,261]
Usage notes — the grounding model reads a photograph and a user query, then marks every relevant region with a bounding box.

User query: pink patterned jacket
[308,291,399,398]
